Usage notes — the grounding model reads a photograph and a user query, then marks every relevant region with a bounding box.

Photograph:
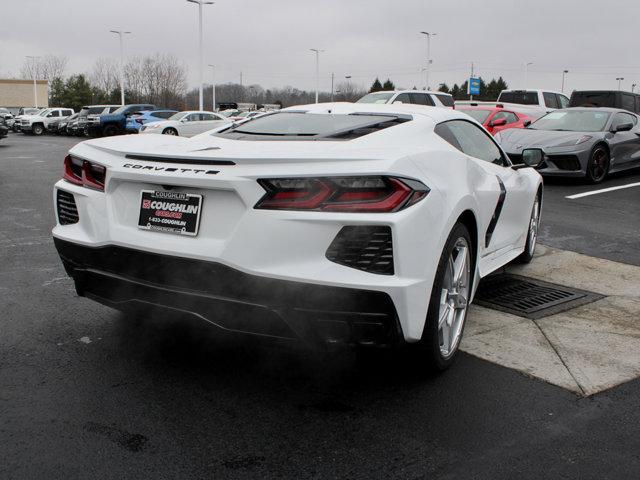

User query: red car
[457,105,533,135]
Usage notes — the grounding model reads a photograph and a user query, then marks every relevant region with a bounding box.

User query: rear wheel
[516,193,541,264]
[162,128,178,136]
[419,222,473,371]
[586,145,609,184]
[32,124,44,135]
[103,125,119,136]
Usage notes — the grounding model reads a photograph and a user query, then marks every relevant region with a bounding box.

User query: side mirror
[613,122,633,133]
[523,120,532,127]
[489,118,507,127]
[521,148,545,168]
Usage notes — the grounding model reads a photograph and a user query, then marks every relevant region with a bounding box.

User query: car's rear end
[52,108,446,348]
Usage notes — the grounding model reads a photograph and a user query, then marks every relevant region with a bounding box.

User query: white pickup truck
[20,107,75,135]
[496,89,569,114]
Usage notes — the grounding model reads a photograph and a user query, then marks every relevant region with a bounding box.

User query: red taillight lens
[255,176,429,212]
[63,155,105,191]
[135,118,144,124]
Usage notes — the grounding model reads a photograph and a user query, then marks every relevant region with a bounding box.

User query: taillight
[135,118,144,124]
[63,155,106,191]
[255,176,429,212]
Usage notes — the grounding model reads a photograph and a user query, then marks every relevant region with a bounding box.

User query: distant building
[0,79,49,110]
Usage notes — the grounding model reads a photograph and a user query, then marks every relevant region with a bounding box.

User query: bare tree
[334,80,366,102]
[91,57,120,94]
[20,54,68,80]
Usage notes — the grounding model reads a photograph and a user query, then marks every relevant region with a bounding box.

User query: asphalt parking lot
[2,132,640,479]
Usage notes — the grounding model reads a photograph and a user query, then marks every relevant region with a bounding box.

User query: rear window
[435,94,454,107]
[498,91,539,105]
[458,109,492,124]
[214,112,408,140]
[356,92,395,104]
[569,92,616,108]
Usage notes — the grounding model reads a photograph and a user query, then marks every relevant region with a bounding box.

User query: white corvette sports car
[53,103,543,369]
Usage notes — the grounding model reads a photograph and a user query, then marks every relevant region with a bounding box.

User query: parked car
[126,110,178,133]
[53,103,543,371]
[75,105,120,136]
[568,90,640,114]
[495,107,640,183]
[457,105,534,135]
[20,108,75,135]
[57,113,79,135]
[497,89,569,112]
[0,115,8,140]
[140,111,230,137]
[0,108,14,129]
[12,107,42,132]
[356,90,455,108]
[88,104,156,137]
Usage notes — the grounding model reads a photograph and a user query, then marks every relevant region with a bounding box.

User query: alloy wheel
[590,148,608,182]
[438,237,471,359]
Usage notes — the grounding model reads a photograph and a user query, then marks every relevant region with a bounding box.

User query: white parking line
[566,182,640,200]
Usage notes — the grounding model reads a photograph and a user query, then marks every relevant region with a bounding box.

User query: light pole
[633,83,637,93]
[187,0,214,111]
[25,55,40,108]
[310,49,323,103]
[208,64,216,111]
[616,77,624,91]
[524,62,533,89]
[110,30,131,106]
[420,32,436,90]
[561,69,569,93]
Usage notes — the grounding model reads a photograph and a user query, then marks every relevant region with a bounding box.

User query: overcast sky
[1,0,639,94]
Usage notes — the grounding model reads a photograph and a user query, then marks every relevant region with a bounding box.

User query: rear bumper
[54,238,403,348]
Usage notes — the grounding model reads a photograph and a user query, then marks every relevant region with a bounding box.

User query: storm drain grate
[475,274,604,319]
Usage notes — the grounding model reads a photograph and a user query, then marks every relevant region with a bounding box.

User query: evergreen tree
[450,84,461,99]
[369,78,383,93]
[438,83,450,94]
[49,77,65,106]
[382,79,395,91]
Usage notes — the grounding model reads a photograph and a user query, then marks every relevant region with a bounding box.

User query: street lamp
[420,32,436,90]
[561,69,569,93]
[208,64,216,111]
[524,62,533,89]
[310,49,324,103]
[632,83,637,93]
[187,0,214,111]
[25,55,41,108]
[110,30,131,106]
[616,77,624,91]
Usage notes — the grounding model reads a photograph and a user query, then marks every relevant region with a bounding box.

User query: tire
[418,222,473,371]
[103,125,120,137]
[32,124,44,135]
[516,193,541,264]
[162,128,178,136]
[586,145,609,184]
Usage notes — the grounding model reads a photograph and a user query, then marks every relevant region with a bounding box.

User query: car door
[195,113,227,134]
[608,112,640,168]
[436,120,533,254]
[178,113,200,136]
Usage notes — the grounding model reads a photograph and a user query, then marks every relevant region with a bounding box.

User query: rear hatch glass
[498,91,539,105]
[569,92,616,108]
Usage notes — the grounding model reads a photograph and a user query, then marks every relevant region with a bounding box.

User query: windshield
[168,112,189,121]
[38,109,52,117]
[356,92,396,104]
[498,91,539,105]
[219,110,239,117]
[529,110,610,132]
[459,109,492,124]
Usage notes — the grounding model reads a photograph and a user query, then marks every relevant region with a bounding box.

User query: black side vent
[326,226,393,275]
[57,189,79,225]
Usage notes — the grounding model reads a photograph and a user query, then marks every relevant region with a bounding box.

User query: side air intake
[326,226,394,275]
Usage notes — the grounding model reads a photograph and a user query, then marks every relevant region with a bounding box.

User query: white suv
[21,108,75,135]
[356,90,454,108]
[497,89,569,112]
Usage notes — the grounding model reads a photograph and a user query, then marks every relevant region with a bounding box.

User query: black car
[569,90,640,114]
[0,116,9,140]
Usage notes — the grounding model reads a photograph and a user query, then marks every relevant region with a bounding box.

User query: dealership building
[0,79,49,111]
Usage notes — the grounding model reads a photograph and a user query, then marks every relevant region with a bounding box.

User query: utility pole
[330,73,335,102]
[208,64,216,111]
[524,62,533,89]
[187,0,214,111]
[25,55,40,108]
[420,32,436,91]
[561,69,569,93]
[632,83,637,93]
[240,71,243,87]
[469,62,474,101]
[310,49,324,103]
[110,31,131,106]
[616,77,624,91]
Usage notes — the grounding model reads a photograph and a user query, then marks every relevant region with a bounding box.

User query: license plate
[138,190,203,236]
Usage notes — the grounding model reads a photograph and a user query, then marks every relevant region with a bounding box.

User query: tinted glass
[611,112,637,128]
[436,120,505,165]
[543,92,559,108]
[435,94,455,107]
[498,91,539,105]
[355,92,395,104]
[201,113,216,121]
[185,114,199,122]
[393,93,411,104]
[530,110,610,132]
[409,93,435,106]
[557,94,570,108]
[50,111,60,117]
[226,112,402,136]
[569,91,616,108]
[493,111,518,124]
[459,109,492,124]
[621,94,635,112]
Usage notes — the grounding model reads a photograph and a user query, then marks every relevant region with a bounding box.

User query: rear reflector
[255,176,429,212]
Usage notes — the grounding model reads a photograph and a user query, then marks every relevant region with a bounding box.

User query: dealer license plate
[137,190,203,236]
